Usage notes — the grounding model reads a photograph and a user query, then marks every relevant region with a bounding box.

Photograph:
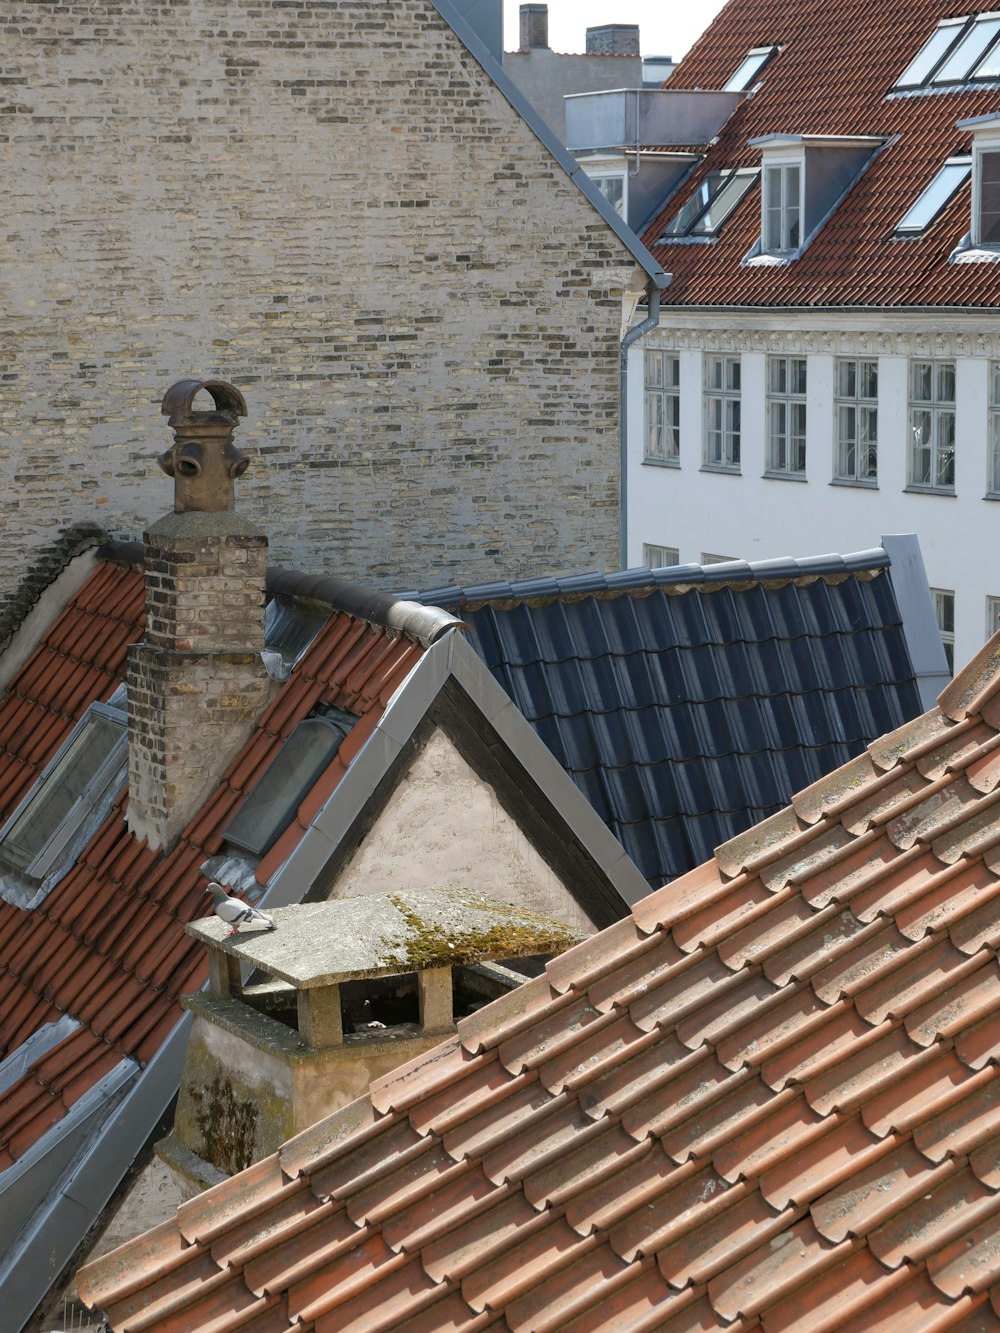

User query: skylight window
[723,46,777,92]
[894,13,1000,90]
[225,707,359,858]
[0,691,127,880]
[895,157,971,234]
[659,169,758,240]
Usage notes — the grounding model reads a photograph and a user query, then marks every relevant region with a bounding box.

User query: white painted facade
[628,308,1000,671]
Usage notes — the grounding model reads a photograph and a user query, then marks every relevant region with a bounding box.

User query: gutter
[619,282,664,569]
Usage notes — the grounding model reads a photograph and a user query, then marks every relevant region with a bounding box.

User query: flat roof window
[659,169,758,240]
[894,13,1000,89]
[0,696,127,880]
[895,157,971,234]
[935,14,1000,81]
[225,708,358,858]
[723,46,777,92]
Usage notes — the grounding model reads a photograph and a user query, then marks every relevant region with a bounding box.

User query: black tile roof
[408,552,923,887]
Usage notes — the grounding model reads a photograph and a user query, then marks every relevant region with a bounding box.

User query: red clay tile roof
[648,0,1000,307]
[0,556,425,1174]
[81,625,1000,1330]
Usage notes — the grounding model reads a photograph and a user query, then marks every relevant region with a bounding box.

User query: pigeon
[206,882,276,937]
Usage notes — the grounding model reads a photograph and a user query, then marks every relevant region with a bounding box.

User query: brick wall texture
[0,0,639,617]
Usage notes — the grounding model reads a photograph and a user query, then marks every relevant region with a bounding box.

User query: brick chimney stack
[126,379,274,852]
[519,3,548,50]
[586,24,641,56]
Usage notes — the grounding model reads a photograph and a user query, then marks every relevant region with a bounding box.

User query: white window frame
[643,544,680,569]
[933,588,955,674]
[990,362,1000,495]
[723,45,778,93]
[701,553,737,565]
[762,156,803,256]
[987,595,1000,641]
[972,132,1000,246]
[644,350,680,466]
[580,156,628,219]
[766,356,807,477]
[908,360,956,492]
[895,157,971,236]
[834,358,878,484]
[702,355,741,472]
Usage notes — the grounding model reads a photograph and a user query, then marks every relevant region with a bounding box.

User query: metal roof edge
[0,1051,148,1333]
[263,632,645,921]
[429,0,669,289]
[409,546,895,609]
[880,533,952,711]
[265,568,465,648]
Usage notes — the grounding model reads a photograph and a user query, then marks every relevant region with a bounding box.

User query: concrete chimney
[520,4,549,50]
[586,24,641,56]
[126,379,274,852]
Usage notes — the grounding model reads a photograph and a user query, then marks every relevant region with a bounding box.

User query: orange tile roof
[647,0,1000,308]
[81,626,1000,1330]
[0,556,426,1174]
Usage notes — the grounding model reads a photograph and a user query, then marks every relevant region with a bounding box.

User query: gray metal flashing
[264,629,647,923]
[0,1057,140,1332]
[880,533,952,709]
[405,545,897,611]
[428,0,669,289]
[0,1016,79,1098]
[265,568,464,648]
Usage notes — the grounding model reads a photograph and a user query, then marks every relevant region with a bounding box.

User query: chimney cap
[161,378,248,427]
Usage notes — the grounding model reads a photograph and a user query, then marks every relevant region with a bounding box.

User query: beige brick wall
[0,0,638,618]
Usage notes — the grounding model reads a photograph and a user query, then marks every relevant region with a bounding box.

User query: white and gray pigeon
[206,881,276,937]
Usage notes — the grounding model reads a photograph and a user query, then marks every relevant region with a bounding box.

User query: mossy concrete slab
[188,887,584,985]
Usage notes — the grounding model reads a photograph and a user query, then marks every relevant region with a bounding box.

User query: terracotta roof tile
[0,555,431,1184]
[81,618,1000,1329]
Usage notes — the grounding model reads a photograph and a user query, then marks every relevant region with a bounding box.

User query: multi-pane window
[987,595,1000,642]
[659,169,758,240]
[644,350,680,465]
[990,363,1000,494]
[643,544,680,569]
[909,361,956,490]
[766,356,807,475]
[894,13,1000,90]
[976,149,1000,245]
[933,588,955,674]
[702,553,737,564]
[834,359,878,483]
[591,173,625,217]
[703,355,741,470]
[763,162,801,254]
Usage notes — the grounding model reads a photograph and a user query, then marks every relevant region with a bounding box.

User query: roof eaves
[429,0,670,290]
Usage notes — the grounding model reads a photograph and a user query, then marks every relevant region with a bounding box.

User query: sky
[502,0,728,63]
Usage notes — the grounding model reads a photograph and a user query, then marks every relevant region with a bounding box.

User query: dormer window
[958,115,1000,247]
[764,162,801,254]
[895,157,971,236]
[658,168,758,241]
[749,135,884,261]
[723,45,778,93]
[894,13,1000,91]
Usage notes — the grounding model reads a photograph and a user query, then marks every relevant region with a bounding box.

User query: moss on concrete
[382,891,580,970]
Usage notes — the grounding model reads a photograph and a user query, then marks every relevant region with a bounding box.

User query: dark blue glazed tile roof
[407,553,924,888]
